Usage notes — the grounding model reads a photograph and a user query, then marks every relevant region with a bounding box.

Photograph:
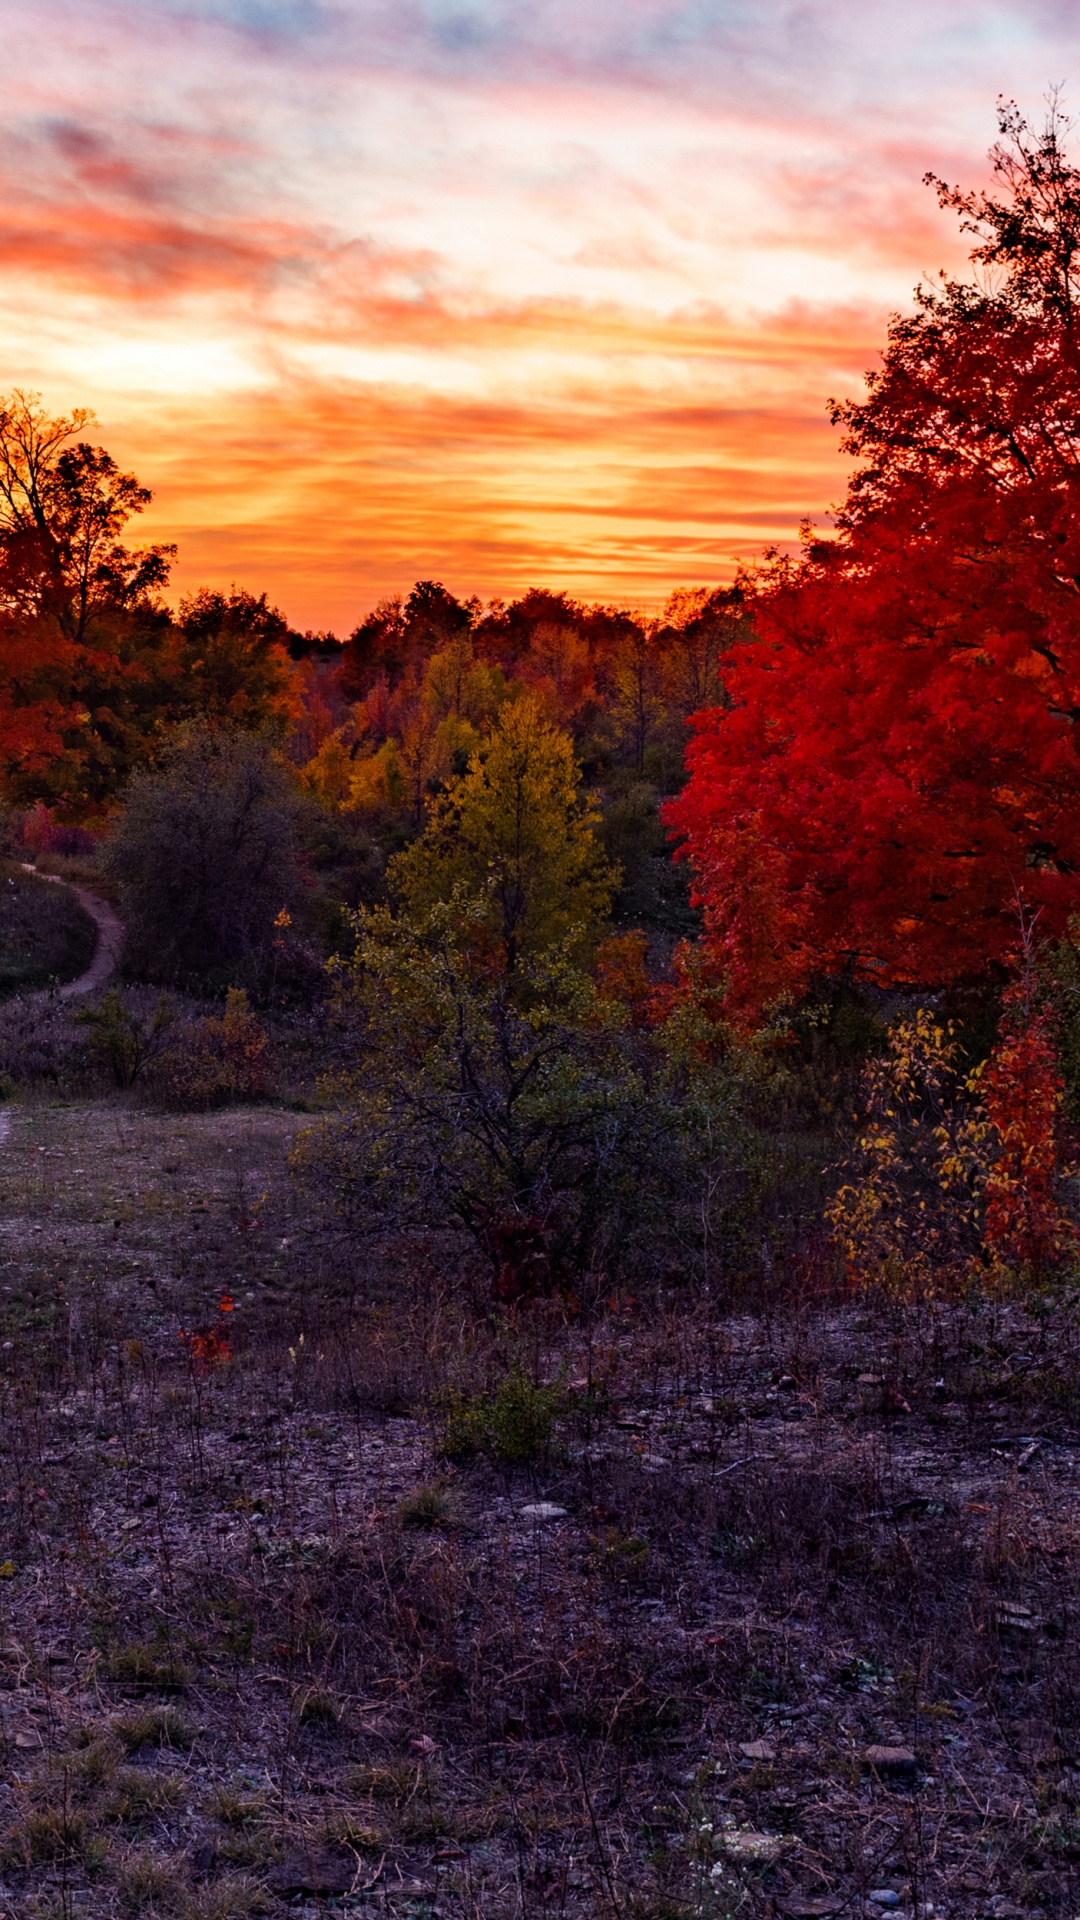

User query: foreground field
[0,1100,1077,1920]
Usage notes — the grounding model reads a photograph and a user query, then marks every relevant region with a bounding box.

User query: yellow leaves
[300,731,355,810]
[423,632,503,733]
[391,696,617,972]
[827,1006,992,1294]
[832,984,1079,1290]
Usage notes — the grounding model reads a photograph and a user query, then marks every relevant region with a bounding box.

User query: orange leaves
[594,930,651,1022]
[178,1297,235,1370]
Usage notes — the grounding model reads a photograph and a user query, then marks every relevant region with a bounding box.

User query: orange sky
[2,1,1078,630]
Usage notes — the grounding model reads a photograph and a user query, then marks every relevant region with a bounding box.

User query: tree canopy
[666,100,1080,1019]
[0,400,302,813]
[392,696,618,972]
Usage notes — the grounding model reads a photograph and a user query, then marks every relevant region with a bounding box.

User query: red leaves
[178,1294,236,1370]
[981,990,1077,1272]
[666,113,1080,1018]
[668,548,1080,1012]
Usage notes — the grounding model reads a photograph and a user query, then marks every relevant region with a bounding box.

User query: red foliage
[982,986,1077,1272]
[178,1323,232,1369]
[594,930,652,1022]
[0,612,83,777]
[488,1215,552,1303]
[666,103,1080,1018]
[178,1295,236,1369]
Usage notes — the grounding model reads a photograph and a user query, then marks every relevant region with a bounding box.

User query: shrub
[294,899,725,1294]
[105,726,304,990]
[828,988,1079,1291]
[153,990,271,1109]
[18,803,98,860]
[440,1370,566,1464]
[76,988,175,1086]
[826,1010,991,1293]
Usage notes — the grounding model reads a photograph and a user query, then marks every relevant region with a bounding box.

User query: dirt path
[58,884,122,998]
[19,865,122,1000]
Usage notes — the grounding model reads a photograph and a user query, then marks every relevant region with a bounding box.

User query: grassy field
[0,863,98,998]
[0,1097,1077,1919]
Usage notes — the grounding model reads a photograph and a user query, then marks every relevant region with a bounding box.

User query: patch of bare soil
[0,1100,1077,1919]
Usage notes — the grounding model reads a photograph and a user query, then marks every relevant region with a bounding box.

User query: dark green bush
[440,1371,566,1464]
[105,726,304,991]
[76,988,175,1086]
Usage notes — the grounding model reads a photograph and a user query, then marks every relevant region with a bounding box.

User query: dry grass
[0,860,98,998]
[0,1096,1077,1917]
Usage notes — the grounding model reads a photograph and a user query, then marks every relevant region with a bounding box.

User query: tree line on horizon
[0,394,747,824]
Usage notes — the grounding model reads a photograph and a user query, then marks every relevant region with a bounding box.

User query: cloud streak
[1,1,1078,622]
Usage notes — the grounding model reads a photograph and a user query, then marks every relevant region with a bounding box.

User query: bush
[17,803,98,859]
[76,989,176,1086]
[440,1371,566,1463]
[153,989,271,1109]
[827,993,1079,1291]
[105,726,304,990]
[0,861,98,997]
[294,899,711,1295]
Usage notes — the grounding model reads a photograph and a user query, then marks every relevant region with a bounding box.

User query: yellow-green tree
[392,696,618,970]
[423,631,503,734]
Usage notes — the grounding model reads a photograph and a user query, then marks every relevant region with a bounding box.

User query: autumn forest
[2,101,1080,1920]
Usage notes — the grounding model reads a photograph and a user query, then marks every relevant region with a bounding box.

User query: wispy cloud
[0,1,1077,621]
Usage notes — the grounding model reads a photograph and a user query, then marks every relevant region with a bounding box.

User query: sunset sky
[3,2,1079,630]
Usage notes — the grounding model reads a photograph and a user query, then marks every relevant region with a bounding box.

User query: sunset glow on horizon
[3,0,1079,630]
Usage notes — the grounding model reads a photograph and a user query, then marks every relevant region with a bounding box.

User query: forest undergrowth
[0,1099,1076,1920]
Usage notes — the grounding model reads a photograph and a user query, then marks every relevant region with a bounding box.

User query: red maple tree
[667,100,1080,1019]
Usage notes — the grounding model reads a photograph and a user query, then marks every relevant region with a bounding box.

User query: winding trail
[0,878,124,1152]
[58,885,123,998]
[18,866,123,1000]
